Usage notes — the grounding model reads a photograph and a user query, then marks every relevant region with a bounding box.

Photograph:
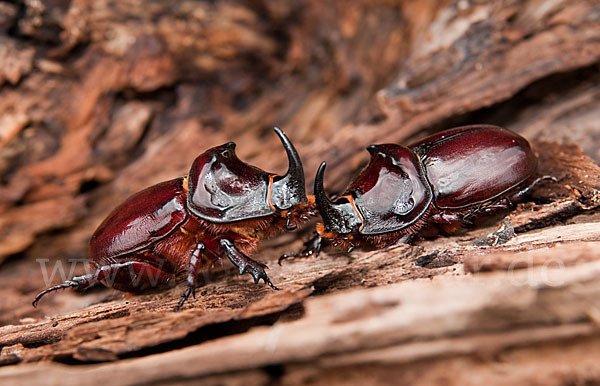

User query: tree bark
[1,0,600,384]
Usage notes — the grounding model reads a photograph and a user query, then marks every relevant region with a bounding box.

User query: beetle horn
[314,162,336,220]
[314,162,362,234]
[270,127,309,209]
[275,127,305,188]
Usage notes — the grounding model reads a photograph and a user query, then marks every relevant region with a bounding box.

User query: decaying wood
[1,0,600,384]
[3,258,600,385]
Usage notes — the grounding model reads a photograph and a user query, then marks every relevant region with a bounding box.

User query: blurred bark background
[1,0,600,384]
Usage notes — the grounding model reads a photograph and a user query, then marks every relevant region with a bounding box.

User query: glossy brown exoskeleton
[281,125,552,260]
[33,128,314,310]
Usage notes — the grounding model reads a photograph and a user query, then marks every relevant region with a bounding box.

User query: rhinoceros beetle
[280,125,552,260]
[33,127,314,311]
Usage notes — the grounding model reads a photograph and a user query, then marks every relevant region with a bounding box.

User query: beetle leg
[463,203,483,222]
[346,241,355,253]
[32,262,136,307]
[481,198,512,213]
[32,277,92,307]
[278,233,323,264]
[515,175,558,197]
[473,175,557,218]
[434,211,474,226]
[220,239,279,290]
[175,241,205,312]
[285,210,297,230]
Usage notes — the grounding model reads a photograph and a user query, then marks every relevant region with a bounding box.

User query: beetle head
[187,127,308,223]
[314,162,363,235]
[315,144,432,235]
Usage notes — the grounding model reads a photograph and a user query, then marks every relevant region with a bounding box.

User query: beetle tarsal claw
[244,261,278,290]
[175,286,195,312]
[32,275,95,307]
[220,239,278,290]
[278,233,323,264]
